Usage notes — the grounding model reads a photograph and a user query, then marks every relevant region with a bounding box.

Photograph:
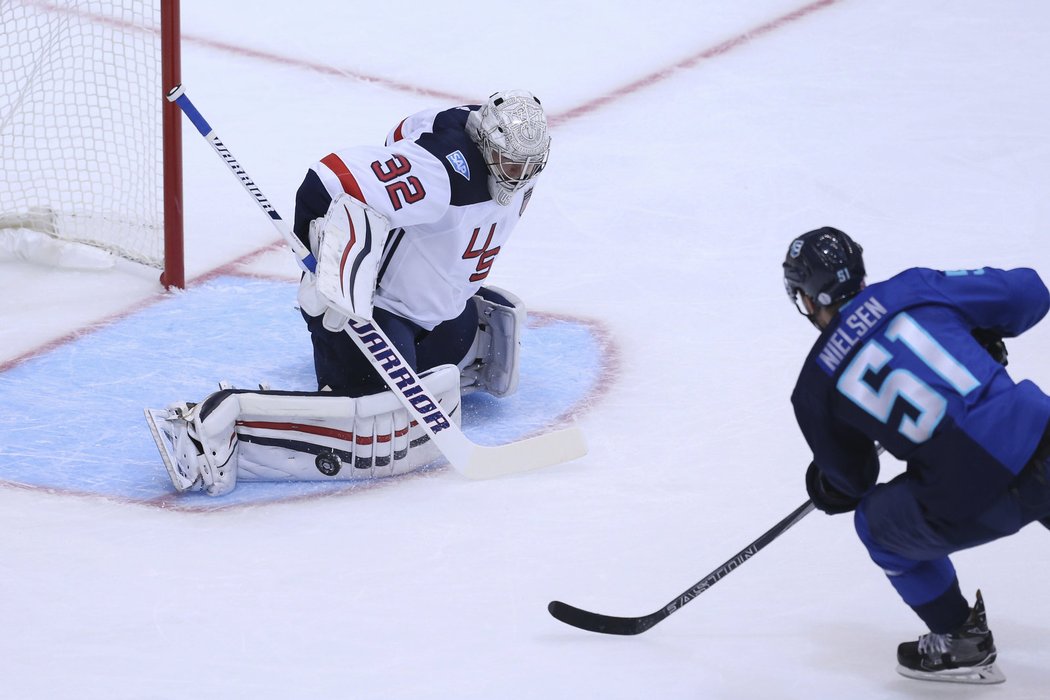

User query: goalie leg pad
[236,364,460,481]
[458,285,526,398]
[150,365,462,495]
[192,392,242,496]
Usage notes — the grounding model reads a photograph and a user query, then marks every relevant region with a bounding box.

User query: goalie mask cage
[0,0,184,288]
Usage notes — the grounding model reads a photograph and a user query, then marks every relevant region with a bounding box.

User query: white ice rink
[3,1,1050,698]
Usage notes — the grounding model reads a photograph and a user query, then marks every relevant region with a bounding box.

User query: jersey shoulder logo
[446,150,471,180]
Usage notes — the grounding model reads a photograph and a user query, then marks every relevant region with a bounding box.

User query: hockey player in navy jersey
[147,91,550,496]
[783,227,1050,685]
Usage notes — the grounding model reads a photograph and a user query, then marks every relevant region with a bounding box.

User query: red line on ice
[19,0,842,121]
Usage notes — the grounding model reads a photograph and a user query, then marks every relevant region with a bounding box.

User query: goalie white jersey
[306,106,536,330]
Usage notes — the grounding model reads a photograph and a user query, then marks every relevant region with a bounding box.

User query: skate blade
[144,408,200,492]
[896,661,1006,685]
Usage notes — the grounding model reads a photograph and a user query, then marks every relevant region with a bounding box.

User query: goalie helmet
[467,89,551,206]
[783,227,865,315]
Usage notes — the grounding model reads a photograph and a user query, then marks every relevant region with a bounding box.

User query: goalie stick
[165,85,587,479]
[548,499,816,635]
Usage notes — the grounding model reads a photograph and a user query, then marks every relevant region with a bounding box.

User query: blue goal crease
[0,276,605,510]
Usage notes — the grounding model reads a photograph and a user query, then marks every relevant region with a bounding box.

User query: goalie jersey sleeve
[305,106,536,330]
[791,267,1050,521]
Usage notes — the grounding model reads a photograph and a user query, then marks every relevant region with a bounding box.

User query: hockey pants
[855,450,1050,632]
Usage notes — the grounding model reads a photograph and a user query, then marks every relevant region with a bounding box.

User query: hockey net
[0,0,183,286]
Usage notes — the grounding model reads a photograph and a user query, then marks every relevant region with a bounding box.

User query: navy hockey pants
[302,303,478,397]
[854,443,1050,632]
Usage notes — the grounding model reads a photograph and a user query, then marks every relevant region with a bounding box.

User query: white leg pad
[459,285,526,398]
[192,393,241,496]
[148,365,461,496]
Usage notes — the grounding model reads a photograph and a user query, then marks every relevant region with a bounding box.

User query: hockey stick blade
[548,500,816,635]
[459,425,587,479]
[547,601,661,636]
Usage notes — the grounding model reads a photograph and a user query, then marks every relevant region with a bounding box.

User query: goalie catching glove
[298,193,390,330]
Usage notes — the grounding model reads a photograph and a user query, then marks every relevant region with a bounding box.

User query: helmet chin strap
[806,283,865,330]
[801,294,833,331]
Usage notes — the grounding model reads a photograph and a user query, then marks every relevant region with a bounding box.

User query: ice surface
[2,1,1050,698]
[0,276,605,508]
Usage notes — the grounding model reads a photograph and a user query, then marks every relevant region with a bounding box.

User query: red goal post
[0,0,184,288]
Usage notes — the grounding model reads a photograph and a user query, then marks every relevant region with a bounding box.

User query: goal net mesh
[0,0,165,268]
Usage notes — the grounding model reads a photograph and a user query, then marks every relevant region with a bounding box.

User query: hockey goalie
[146,89,549,495]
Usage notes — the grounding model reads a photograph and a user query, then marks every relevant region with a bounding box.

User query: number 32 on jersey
[371,155,425,210]
[837,313,980,443]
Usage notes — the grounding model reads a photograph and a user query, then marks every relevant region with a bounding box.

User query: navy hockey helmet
[783,227,865,315]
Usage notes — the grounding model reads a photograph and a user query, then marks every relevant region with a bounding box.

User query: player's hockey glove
[972,328,1008,367]
[805,461,862,515]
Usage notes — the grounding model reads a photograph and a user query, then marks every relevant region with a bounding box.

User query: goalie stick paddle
[548,499,816,635]
[166,85,587,479]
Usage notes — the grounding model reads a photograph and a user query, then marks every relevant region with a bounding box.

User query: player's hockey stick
[548,499,816,634]
[166,85,586,479]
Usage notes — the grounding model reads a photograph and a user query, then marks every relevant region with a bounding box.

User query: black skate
[896,589,1005,684]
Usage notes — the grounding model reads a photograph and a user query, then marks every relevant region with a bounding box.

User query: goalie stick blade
[547,600,662,636]
[458,424,587,480]
[143,408,200,492]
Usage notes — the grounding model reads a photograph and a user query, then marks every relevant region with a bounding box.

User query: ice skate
[144,403,204,492]
[896,590,1005,684]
